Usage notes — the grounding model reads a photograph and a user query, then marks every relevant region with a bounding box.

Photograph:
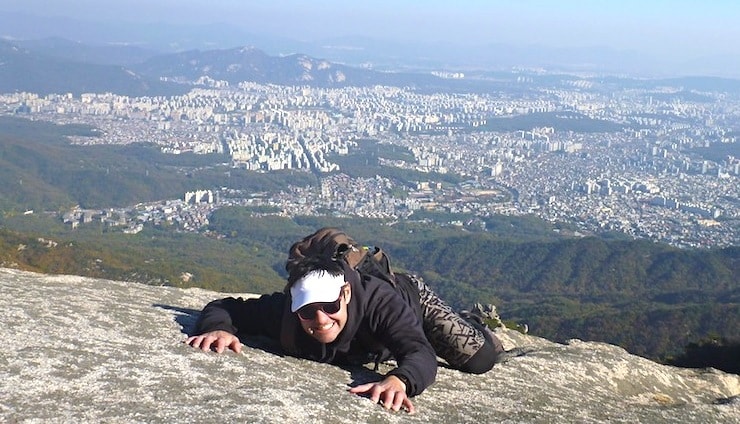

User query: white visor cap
[290,270,346,312]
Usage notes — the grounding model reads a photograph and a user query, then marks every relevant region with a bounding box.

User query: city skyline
[3,69,737,249]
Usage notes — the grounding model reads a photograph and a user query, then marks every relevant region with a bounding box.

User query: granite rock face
[1,267,738,423]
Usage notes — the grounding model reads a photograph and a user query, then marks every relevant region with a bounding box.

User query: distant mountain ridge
[3,11,740,78]
[0,37,446,95]
[132,45,445,88]
[3,36,740,97]
[135,45,360,86]
[14,36,160,66]
[0,39,185,96]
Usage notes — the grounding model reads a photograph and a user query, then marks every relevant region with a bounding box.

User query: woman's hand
[185,330,242,354]
[349,375,415,413]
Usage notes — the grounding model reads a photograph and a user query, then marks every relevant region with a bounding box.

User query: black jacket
[195,274,438,397]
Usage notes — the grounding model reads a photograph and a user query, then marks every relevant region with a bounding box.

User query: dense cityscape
[1,75,738,248]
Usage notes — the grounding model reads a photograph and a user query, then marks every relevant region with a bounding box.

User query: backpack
[280,227,421,359]
[284,227,396,289]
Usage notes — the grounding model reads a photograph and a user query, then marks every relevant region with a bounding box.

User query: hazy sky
[2,0,740,59]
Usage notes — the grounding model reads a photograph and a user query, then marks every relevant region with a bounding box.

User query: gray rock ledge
[1,268,738,423]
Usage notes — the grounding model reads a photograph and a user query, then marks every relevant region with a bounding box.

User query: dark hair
[286,255,344,286]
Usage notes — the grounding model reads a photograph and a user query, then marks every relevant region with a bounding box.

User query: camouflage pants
[411,275,501,373]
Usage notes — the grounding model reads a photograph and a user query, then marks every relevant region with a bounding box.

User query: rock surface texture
[1,267,738,423]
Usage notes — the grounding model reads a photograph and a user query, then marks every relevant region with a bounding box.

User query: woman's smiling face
[298,285,351,344]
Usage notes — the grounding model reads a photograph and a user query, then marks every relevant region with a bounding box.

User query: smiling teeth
[315,322,334,331]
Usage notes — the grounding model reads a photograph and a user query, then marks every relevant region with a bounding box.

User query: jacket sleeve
[364,282,438,397]
[194,292,286,339]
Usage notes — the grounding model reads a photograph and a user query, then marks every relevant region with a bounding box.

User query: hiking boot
[461,304,503,328]
[460,309,505,356]
[472,303,503,325]
[459,309,485,325]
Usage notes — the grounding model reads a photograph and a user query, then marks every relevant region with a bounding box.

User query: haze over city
[1,0,739,77]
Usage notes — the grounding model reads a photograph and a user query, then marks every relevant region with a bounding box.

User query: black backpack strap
[354,246,396,286]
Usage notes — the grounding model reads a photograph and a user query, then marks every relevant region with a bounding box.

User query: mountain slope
[0,116,220,210]
[2,267,738,423]
[14,36,161,66]
[134,45,446,87]
[0,39,187,96]
[0,116,318,211]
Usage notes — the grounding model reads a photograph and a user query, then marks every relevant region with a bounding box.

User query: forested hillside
[386,234,738,359]
[1,204,737,366]
[210,212,738,361]
[0,117,316,211]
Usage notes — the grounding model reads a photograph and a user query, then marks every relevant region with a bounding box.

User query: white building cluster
[1,74,737,248]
